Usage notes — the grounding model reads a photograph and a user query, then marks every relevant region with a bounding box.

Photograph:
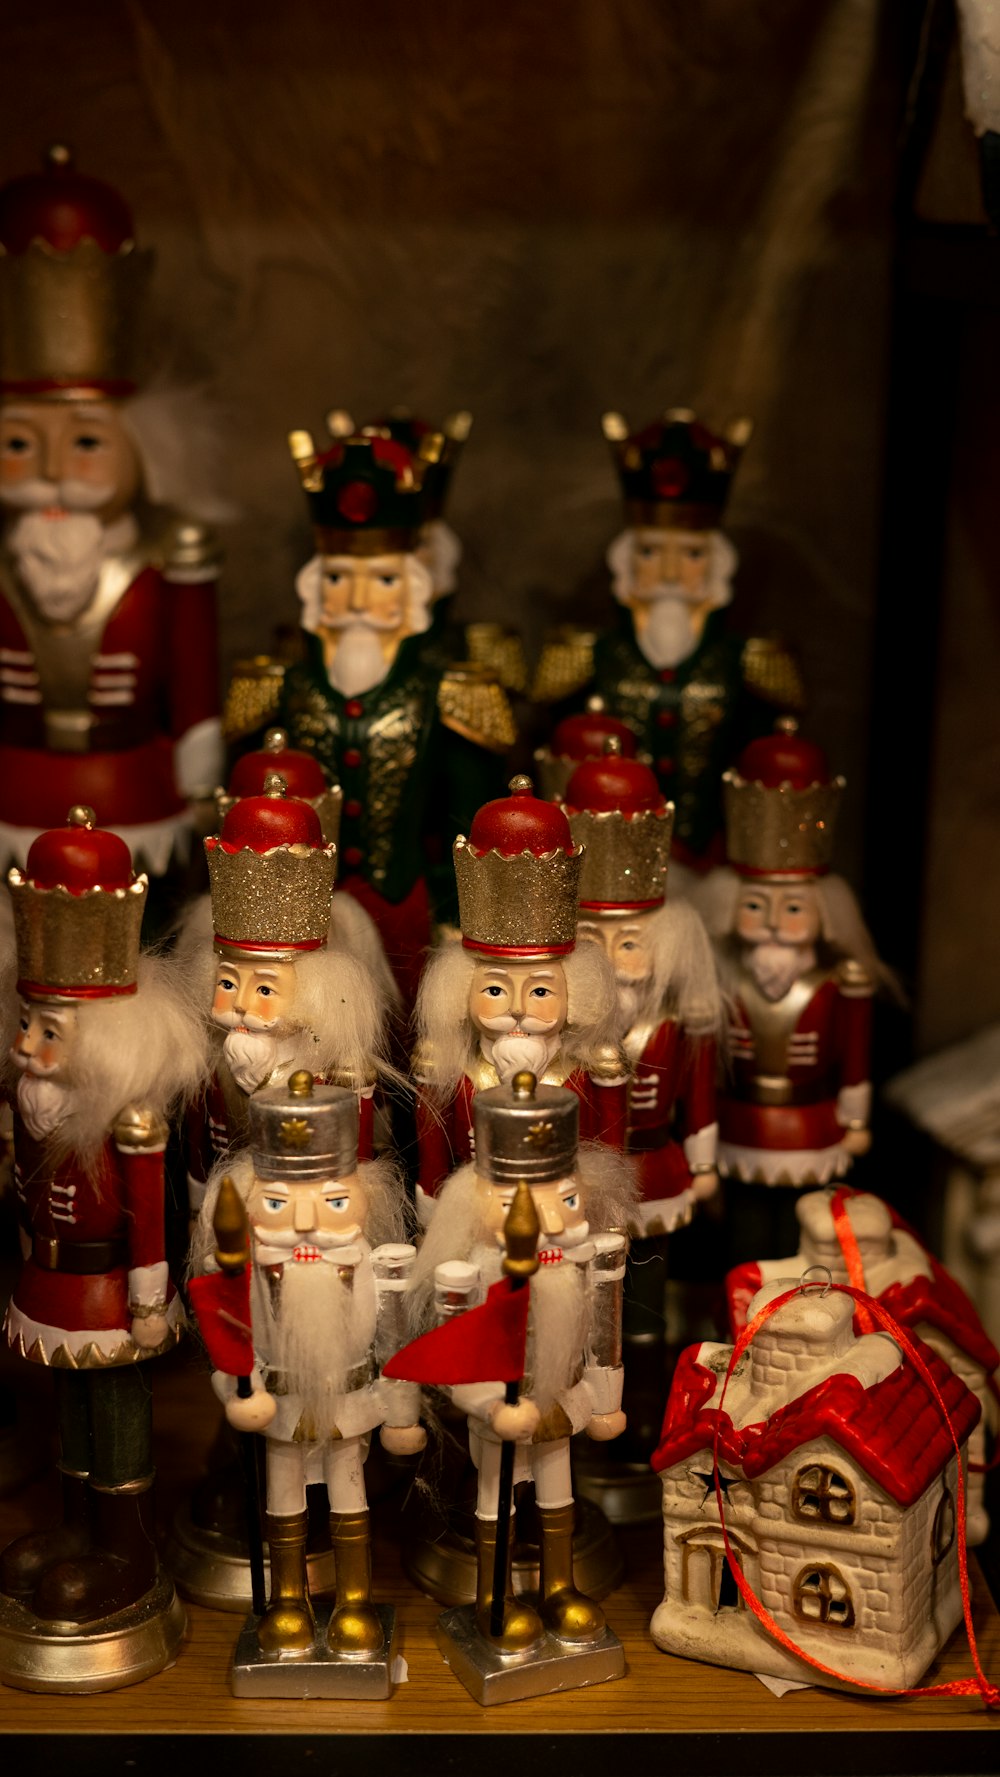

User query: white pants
[265,1433,370,1517]
[469,1423,573,1520]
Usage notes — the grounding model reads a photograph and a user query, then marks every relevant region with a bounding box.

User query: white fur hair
[0,949,209,1170]
[414,935,621,1095]
[120,383,235,525]
[294,552,434,636]
[693,865,896,995]
[190,1146,408,1277]
[406,1141,639,1334]
[422,518,462,598]
[329,892,402,1014]
[621,897,723,1037]
[605,526,737,608]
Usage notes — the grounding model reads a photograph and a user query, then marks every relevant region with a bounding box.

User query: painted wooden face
[12,999,78,1078]
[468,959,569,1038]
[0,399,141,523]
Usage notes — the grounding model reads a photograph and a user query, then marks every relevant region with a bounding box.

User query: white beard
[258,1244,376,1427]
[17,1072,73,1141]
[615,979,646,1033]
[485,1031,560,1084]
[325,623,392,697]
[222,1026,300,1094]
[7,510,108,621]
[745,941,816,1002]
[636,595,700,669]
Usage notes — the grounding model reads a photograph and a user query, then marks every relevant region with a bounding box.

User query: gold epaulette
[463,622,529,695]
[836,956,874,998]
[223,656,287,743]
[438,664,516,755]
[588,1041,632,1085]
[158,518,222,582]
[530,627,597,703]
[328,1064,378,1094]
[411,1039,439,1088]
[113,1103,169,1152]
[741,636,806,711]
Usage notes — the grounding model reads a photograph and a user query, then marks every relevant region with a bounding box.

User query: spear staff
[187,1176,268,1616]
[488,1182,540,1639]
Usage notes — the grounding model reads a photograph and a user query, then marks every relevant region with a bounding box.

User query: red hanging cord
[710,1280,1000,1709]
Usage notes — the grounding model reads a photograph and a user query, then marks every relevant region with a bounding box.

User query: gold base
[162,1498,337,1612]
[403,1495,623,1607]
[0,1572,185,1694]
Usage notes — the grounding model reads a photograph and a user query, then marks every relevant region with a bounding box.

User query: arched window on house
[792,1464,855,1525]
[793,1564,855,1628]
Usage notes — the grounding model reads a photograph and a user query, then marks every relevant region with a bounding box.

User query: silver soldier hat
[248,1071,358,1182]
[473,1070,578,1186]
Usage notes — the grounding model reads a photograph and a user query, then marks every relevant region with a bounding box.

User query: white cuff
[175,717,224,798]
[579,1363,624,1421]
[188,1173,208,1215]
[129,1261,169,1308]
[836,1082,871,1129]
[683,1121,718,1171]
[452,1380,504,1420]
[379,1375,422,1427]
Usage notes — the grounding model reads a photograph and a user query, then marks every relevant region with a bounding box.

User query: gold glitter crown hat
[563,743,674,910]
[723,719,844,877]
[205,773,337,955]
[222,729,343,848]
[454,776,582,958]
[474,1071,579,1185]
[249,1071,359,1183]
[0,145,152,395]
[8,806,146,999]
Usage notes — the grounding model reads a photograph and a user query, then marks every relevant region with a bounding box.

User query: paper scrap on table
[754,1670,811,1697]
[390,1654,409,1684]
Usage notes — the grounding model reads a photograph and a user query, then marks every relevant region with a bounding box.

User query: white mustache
[320,610,403,633]
[11,1050,60,1078]
[476,1013,558,1034]
[0,477,114,512]
[253,1227,362,1254]
[629,582,702,605]
[212,1008,283,1034]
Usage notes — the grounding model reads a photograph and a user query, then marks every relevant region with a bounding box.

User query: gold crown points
[722,769,845,875]
[568,804,674,907]
[287,426,443,494]
[454,835,582,952]
[206,840,336,948]
[8,870,146,993]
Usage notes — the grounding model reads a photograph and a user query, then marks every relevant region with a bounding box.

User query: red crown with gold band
[534,702,641,801]
[723,719,844,878]
[205,773,337,957]
[564,746,674,911]
[602,406,752,531]
[8,806,146,998]
[222,730,343,848]
[288,413,444,556]
[0,145,152,397]
[454,775,582,958]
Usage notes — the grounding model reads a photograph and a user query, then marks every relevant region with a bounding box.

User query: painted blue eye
[562,1193,580,1212]
[325,1196,349,1214]
[263,1197,286,1214]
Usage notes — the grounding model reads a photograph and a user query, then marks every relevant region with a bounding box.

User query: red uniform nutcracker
[0,147,223,876]
[0,807,204,1690]
[413,775,625,1226]
[697,721,886,1255]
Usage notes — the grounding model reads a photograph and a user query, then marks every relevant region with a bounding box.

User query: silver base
[0,1572,185,1694]
[435,1603,625,1706]
[231,1602,396,1698]
[163,1498,337,1611]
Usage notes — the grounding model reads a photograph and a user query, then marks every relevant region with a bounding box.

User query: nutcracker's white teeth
[292,1243,322,1264]
[537,1247,563,1266]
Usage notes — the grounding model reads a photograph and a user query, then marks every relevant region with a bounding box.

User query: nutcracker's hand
[691,1168,719,1203]
[841,1127,871,1157]
[131,1313,169,1350]
[380,1423,427,1456]
[225,1390,276,1433]
[586,1409,626,1442]
[490,1396,541,1442]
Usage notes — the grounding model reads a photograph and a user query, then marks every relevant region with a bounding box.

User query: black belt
[31,1235,129,1275]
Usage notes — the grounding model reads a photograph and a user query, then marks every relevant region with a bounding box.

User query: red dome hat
[533,701,640,801]
[723,718,845,878]
[224,730,343,847]
[0,144,152,395]
[8,805,146,998]
[564,744,674,911]
[454,775,582,957]
[205,773,337,957]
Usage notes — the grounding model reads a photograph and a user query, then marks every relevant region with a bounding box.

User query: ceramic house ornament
[412,774,628,1224]
[0,807,205,1691]
[189,1072,422,1698]
[0,146,224,878]
[726,1189,1000,1544]
[650,1279,981,1691]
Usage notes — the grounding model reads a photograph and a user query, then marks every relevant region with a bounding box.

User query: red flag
[383,1277,529,1385]
[188,1270,255,1375]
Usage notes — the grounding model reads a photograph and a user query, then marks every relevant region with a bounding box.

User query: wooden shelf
[0,1345,997,1774]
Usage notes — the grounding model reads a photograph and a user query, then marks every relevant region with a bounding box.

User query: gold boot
[327,1510,383,1656]
[538,1503,605,1642]
[258,1511,315,1653]
[475,1515,544,1650]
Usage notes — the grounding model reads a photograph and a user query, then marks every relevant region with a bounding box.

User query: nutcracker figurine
[223,415,514,1008]
[413,774,625,1225]
[533,703,642,802]
[387,1071,635,1704]
[0,806,205,1691]
[697,721,888,1255]
[0,146,224,878]
[189,1073,422,1697]
[532,409,803,877]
